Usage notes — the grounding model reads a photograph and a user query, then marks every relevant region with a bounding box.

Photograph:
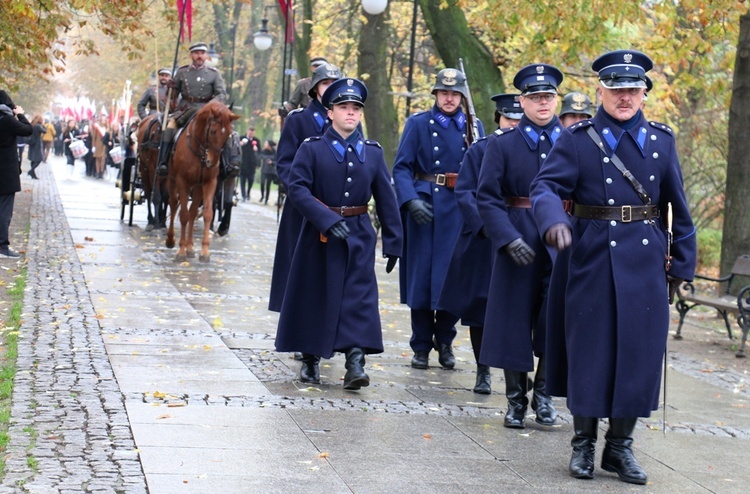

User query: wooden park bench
[674,255,750,357]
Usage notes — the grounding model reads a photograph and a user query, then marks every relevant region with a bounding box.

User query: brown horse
[166,100,240,262]
[136,114,168,230]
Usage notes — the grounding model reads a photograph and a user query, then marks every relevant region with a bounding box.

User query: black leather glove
[544,223,572,250]
[278,107,289,118]
[407,199,433,225]
[504,238,536,266]
[385,255,399,273]
[668,275,683,304]
[165,78,177,89]
[327,220,350,240]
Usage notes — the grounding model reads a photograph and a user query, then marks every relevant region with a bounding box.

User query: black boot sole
[601,462,648,485]
[472,386,491,394]
[343,376,370,390]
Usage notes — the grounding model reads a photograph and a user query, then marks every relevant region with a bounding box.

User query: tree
[358,7,399,163]
[0,0,151,88]
[722,10,750,278]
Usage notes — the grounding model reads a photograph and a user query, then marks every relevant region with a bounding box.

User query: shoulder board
[493,127,516,136]
[303,136,322,143]
[288,108,304,116]
[365,139,381,148]
[178,64,189,70]
[569,119,594,132]
[649,121,674,135]
[206,66,219,72]
[474,135,489,143]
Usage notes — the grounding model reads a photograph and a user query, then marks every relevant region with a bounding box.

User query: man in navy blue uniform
[393,68,484,370]
[275,78,402,390]
[439,93,521,394]
[530,50,697,484]
[269,63,342,317]
[477,64,564,429]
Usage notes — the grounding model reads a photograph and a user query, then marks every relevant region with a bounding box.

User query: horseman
[137,68,172,119]
[156,42,227,176]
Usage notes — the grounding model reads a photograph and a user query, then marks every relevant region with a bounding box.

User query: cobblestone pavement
[2,157,749,493]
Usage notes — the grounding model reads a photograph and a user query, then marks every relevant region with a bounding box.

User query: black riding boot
[299,353,320,384]
[570,416,598,479]
[217,204,232,237]
[473,365,491,394]
[531,355,557,425]
[156,128,175,176]
[343,347,370,390]
[601,417,648,485]
[503,370,529,428]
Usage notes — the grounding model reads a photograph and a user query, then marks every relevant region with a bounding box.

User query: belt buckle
[339,206,347,216]
[621,205,632,223]
[435,174,446,186]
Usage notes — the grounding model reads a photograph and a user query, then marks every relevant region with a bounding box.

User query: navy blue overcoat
[269,100,332,312]
[275,128,403,358]
[392,106,484,309]
[477,116,562,372]
[437,137,492,327]
[530,109,697,418]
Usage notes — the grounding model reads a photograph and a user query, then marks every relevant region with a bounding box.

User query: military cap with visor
[592,49,653,89]
[513,64,564,95]
[432,68,468,98]
[322,78,368,109]
[559,92,593,118]
[491,93,523,120]
[158,67,172,76]
[189,42,209,52]
[308,63,343,98]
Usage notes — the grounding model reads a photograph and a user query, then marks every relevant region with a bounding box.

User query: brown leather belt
[184,95,212,103]
[415,172,458,189]
[572,203,659,223]
[328,205,369,217]
[505,196,531,208]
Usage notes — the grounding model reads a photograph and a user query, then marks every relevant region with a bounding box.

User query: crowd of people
[3,45,700,485]
[269,49,698,486]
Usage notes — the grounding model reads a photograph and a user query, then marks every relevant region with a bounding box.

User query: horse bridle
[185,115,225,167]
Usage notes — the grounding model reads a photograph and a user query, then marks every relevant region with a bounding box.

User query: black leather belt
[572,203,659,223]
[415,172,458,189]
[184,95,212,103]
[505,196,531,208]
[328,205,368,217]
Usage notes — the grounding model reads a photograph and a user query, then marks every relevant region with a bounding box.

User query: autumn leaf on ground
[84,236,94,241]
[74,243,84,249]
[422,434,432,439]
[156,414,172,420]
[317,452,330,458]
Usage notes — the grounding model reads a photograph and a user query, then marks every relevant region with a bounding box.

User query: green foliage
[0,268,27,479]
[697,228,723,272]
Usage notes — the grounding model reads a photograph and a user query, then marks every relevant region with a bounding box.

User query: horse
[165,100,240,262]
[136,114,169,230]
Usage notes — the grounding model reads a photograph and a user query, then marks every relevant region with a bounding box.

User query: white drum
[109,147,124,164]
[70,140,88,159]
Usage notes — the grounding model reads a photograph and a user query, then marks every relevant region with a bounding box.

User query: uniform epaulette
[365,139,381,148]
[649,121,674,135]
[206,66,219,72]
[493,127,516,136]
[288,108,304,116]
[474,135,489,143]
[303,136,322,143]
[177,64,189,70]
[569,119,594,132]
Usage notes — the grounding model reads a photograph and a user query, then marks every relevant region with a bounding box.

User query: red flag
[277,0,294,43]
[177,0,193,42]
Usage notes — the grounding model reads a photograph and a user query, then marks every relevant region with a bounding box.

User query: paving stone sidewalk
[2,157,750,493]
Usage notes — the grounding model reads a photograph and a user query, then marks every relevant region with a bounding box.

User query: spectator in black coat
[0,94,32,258]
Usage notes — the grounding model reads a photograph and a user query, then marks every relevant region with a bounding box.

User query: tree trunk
[722,11,750,279]
[418,0,503,126]
[358,7,399,165]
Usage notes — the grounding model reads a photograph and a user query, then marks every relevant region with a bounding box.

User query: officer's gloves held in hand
[327,221,350,240]
[667,275,683,304]
[504,238,535,266]
[385,255,399,274]
[407,199,434,225]
[544,223,572,251]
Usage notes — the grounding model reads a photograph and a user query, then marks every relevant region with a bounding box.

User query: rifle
[458,58,480,144]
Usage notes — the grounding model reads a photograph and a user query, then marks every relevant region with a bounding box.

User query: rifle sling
[585,126,651,205]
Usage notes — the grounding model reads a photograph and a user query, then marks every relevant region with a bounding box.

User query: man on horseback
[156,42,227,176]
[137,68,172,119]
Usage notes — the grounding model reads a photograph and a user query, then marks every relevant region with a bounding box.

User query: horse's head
[197,101,241,153]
